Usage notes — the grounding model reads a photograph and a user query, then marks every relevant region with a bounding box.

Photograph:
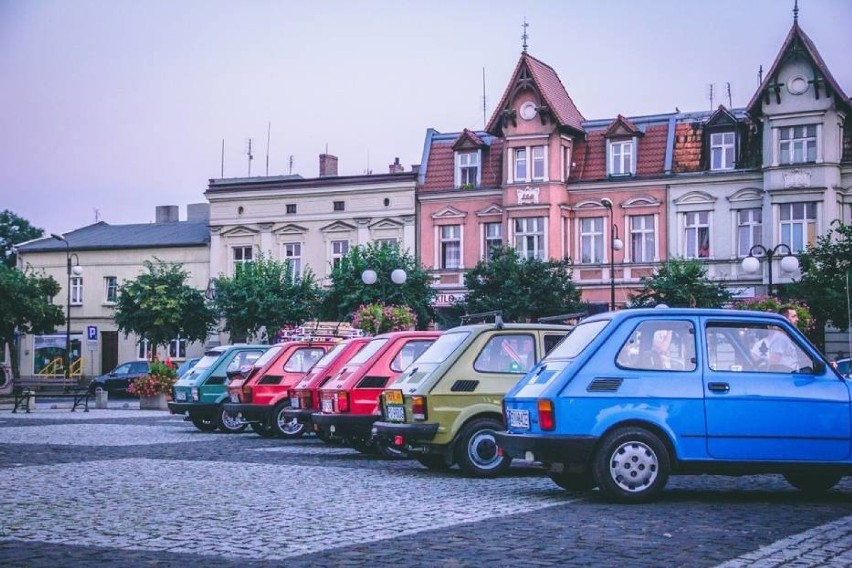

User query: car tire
[272,404,305,438]
[216,405,248,434]
[454,418,512,478]
[548,469,597,492]
[416,454,451,471]
[783,472,842,495]
[190,414,217,432]
[593,427,670,503]
[251,421,277,438]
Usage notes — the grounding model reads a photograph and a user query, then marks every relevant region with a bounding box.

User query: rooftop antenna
[265,122,271,176]
[220,139,225,178]
[482,67,487,128]
[758,64,763,86]
[706,83,714,110]
[288,154,294,175]
[246,138,254,176]
[521,17,529,52]
[94,208,100,223]
[726,82,732,108]
[364,150,372,175]
[793,0,799,24]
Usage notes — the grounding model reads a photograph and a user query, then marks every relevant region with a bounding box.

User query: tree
[212,254,323,342]
[459,247,583,322]
[785,220,852,349]
[0,210,44,267]
[0,263,64,377]
[114,260,215,359]
[629,258,732,308]
[320,242,436,329]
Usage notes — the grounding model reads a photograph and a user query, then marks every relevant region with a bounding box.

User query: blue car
[496,308,851,502]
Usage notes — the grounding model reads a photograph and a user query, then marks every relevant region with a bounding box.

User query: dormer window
[608,139,635,176]
[710,132,736,170]
[455,150,480,188]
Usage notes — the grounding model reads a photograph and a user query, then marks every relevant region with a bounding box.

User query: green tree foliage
[629,258,732,308]
[459,246,583,322]
[212,254,323,342]
[114,260,215,358]
[0,264,64,377]
[320,242,436,329]
[0,210,44,267]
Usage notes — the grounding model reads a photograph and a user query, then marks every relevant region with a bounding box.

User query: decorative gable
[452,129,486,150]
[431,206,467,221]
[220,225,259,237]
[604,115,643,139]
[476,204,504,217]
[369,218,403,230]
[319,221,356,234]
[673,191,716,206]
[273,223,308,236]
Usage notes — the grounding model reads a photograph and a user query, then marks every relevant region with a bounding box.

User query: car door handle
[707,382,730,393]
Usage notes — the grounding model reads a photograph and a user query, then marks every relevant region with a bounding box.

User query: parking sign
[87,326,98,341]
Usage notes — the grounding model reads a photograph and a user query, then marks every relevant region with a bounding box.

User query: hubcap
[609,441,658,493]
[277,412,303,435]
[468,430,500,469]
[221,410,242,430]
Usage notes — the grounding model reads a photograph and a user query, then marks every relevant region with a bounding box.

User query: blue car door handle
[708,382,730,393]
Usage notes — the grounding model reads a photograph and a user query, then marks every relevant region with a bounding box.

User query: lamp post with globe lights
[741,243,800,297]
[361,268,408,298]
[600,198,624,311]
[51,233,83,390]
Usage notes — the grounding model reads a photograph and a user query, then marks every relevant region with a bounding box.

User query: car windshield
[313,342,348,368]
[409,332,469,364]
[253,345,284,367]
[348,338,388,364]
[544,320,609,360]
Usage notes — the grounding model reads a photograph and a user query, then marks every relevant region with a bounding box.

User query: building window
[514,148,527,181]
[779,202,817,252]
[104,276,118,303]
[376,238,398,248]
[440,225,461,269]
[333,201,345,212]
[710,132,735,170]
[779,125,816,164]
[70,277,83,305]
[609,140,634,176]
[331,240,349,267]
[531,146,546,180]
[457,151,479,187]
[514,217,544,260]
[484,222,502,261]
[563,145,572,179]
[684,211,710,258]
[283,243,302,279]
[737,208,762,257]
[169,336,187,359]
[286,204,297,214]
[233,246,253,272]
[579,217,604,264]
[630,215,656,263]
[137,338,151,360]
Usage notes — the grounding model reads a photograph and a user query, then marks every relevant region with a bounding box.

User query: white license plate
[290,398,300,408]
[321,399,333,413]
[386,405,405,422]
[174,391,186,402]
[230,394,240,403]
[507,409,530,430]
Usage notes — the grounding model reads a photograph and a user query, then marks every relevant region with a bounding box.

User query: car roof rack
[537,312,588,326]
[460,310,504,329]
[276,321,364,343]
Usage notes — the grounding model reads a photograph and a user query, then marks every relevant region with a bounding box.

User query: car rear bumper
[493,432,598,464]
[312,413,379,438]
[282,408,315,424]
[372,420,439,442]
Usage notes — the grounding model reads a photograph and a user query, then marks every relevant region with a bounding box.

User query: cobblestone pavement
[0,405,850,567]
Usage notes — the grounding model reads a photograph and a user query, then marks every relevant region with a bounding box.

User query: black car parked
[88,361,151,396]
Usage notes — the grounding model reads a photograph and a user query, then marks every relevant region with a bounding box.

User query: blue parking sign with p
[87,326,98,341]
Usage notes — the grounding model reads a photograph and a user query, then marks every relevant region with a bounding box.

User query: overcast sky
[2,0,851,235]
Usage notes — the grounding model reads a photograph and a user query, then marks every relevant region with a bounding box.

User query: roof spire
[793,0,799,24]
[521,17,529,52]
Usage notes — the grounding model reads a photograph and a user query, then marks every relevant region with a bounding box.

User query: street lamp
[51,233,83,390]
[601,198,624,311]
[741,243,800,296]
[361,268,407,299]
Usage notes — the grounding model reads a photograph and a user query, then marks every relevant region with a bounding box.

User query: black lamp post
[741,243,799,296]
[600,199,624,311]
[51,233,82,390]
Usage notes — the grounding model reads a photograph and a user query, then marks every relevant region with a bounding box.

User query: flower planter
[139,393,169,411]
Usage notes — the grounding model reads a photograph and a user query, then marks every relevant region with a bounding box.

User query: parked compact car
[373,318,571,476]
[176,357,201,379]
[496,308,852,502]
[312,330,440,455]
[169,345,268,433]
[88,360,151,396]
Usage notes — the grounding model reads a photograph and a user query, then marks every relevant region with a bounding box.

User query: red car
[224,323,361,437]
[312,330,440,455]
[283,336,371,442]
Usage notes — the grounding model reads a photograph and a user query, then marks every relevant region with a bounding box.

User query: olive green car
[372,320,570,477]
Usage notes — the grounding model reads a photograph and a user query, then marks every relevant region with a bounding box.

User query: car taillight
[241,384,252,403]
[537,399,555,431]
[337,391,349,413]
[191,387,199,402]
[412,395,426,421]
[303,392,313,408]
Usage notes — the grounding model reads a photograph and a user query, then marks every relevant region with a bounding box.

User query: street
[0,404,850,567]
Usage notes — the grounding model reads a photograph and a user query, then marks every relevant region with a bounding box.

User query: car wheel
[272,404,305,438]
[416,454,451,471]
[216,405,248,434]
[784,472,842,495]
[548,469,596,492]
[454,418,512,478]
[593,427,670,503]
[190,414,217,432]
[251,421,277,438]
[375,440,408,460]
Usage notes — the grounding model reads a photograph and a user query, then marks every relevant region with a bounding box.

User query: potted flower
[129,358,178,410]
[351,303,416,336]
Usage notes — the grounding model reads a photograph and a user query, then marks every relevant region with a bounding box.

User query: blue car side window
[615,320,696,372]
[706,322,815,374]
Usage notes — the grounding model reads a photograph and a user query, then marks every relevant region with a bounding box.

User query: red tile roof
[420,134,504,191]
[571,123,669,182]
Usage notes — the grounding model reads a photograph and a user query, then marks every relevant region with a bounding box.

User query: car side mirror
[813,361,826,375]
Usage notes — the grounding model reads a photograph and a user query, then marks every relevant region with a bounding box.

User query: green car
[169,344,268,433]
[372,317,571,477]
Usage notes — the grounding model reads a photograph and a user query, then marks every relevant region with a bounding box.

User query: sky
[1,0,851,235]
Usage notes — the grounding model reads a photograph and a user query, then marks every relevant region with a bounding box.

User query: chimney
[155,205,179,223]
[187,203,210,221]
[388,157,404,173]
[319,153,338,177]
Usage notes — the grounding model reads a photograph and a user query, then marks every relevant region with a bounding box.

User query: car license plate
[386,405,405,422]
[290,398,300,408]
[321,399,333,413]
[175,391,186,402]
[385,390,403,405]
[230,394,240,403]
[507,409,530,430]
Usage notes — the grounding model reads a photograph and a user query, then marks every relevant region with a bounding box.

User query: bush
[351,303,416,336]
